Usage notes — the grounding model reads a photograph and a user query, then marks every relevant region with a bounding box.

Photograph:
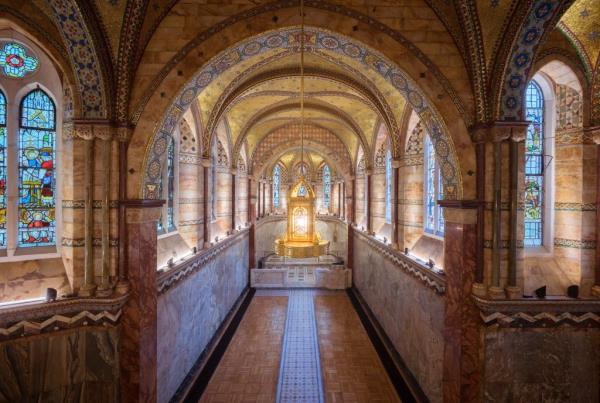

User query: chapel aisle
[197,290,400,403]
[199,296,288,403]
[315,294,401,403]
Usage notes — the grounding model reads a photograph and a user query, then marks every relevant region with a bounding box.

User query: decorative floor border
[276,289,325,403]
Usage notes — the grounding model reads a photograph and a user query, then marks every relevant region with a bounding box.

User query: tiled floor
[315,295,401,403]
[199,291,400,403]
[199,296,288,403]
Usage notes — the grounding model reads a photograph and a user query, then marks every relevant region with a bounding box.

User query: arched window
[18,89,56,247]
[424,135,444,236]
[273,164,281,208]
[0,90,6,247]
[322,164,330,209]
[157,136,177,233]
[524,80,544,247]
[385,150,392,223]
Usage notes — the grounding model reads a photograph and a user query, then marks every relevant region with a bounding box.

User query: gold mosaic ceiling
[560,0,600,69]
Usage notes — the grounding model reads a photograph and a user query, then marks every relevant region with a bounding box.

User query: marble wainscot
[156,229,249,403]
[0,295,125,401]
[352,230,446,403]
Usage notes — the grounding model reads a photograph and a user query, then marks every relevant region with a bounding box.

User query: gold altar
[275,177,329,258]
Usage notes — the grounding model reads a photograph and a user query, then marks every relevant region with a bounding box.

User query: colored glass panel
[298,185,307,197]
[0,43,39,78]
[323,164,330,209]
[273,164,281,208]
[166,137,176,231]
[18,90,55,247]
[0,91,6,247]
[524,81,544,247]
[424,135,444,236]
[385,150,392,223]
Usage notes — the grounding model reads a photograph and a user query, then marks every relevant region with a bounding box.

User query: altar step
[251,266,352,289]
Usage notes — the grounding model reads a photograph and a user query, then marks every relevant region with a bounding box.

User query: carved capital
[200,158,211,168]
[469,124,491,143]
[585,126,600,145]
[493,121,529,143]
[391,159,402,169]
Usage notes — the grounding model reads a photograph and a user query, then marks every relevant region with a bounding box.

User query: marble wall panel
[0,259,70,302]
[353,234,445,403]
[255,217,286,261]
[483,328,600,403]
[315,219,348,262]
[0,325,120,402]
[156,235,249,403]
[355,176,366,228]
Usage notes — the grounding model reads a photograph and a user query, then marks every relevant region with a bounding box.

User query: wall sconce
[383,237,388,244]
[192,246,197,254]
[167,258,174,268]
[404,247,409,255]
[427,258,435,269]
[215,236,219,243]
[45,288,57,302]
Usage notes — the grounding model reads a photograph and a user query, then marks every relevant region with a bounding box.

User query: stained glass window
[0,91,6,247]
[0,43,39,78]
[273,164,281,208]
[524,80,544,247]
[18,89,55,247]
[424,135,444,236]
[298,185,307,197]
[385,150,392,223]
[166,137,176,231]
[323,164,330,209]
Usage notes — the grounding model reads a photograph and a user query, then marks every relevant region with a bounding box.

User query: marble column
[231,169,236,231]
[391,160,401,248]
[470,126,487,295]
[351,176,356,224]
[507,124,528,299]
[121,201,162,403]
[261,180,266,217]
[202,158,211,248]
[593,127,600,297]
[248,176,256,269]
[366,169,372,233]
[439,201,481,403]
[338,181,342,218]
[257,181,262,219]
[97,138,112,297]
[80,137,96,297]
[342,181,346,221]
[117,133,130,294]
[490,127,509,299]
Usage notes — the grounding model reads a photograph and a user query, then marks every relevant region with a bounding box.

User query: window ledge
[524,245,553,257]
[0,246,59,262]
[157,230,178,240]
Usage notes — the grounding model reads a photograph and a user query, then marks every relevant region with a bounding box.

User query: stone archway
[139,27,466,201]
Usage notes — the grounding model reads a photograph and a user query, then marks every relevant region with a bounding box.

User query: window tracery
[424,134,443,237]
[18,89,56,247]
[524,80,544,247]
[322,164,331,210]
[273,164,281,208]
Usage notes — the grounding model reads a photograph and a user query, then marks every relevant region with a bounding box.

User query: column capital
[200,158,211,168]
[493,120,529,142]
[391,159,402,169]
[64,119,115,140]
[585,126,600,144]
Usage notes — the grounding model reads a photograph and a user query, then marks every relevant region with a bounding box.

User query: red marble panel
[122,217,158,402]
[443,220,482,403]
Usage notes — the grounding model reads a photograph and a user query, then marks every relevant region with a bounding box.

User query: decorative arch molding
[207,64,401,160]
[0,7,81,118]
[45,0,108,119]
[556,22,594,80]
[141,27,463,200]
[131,1,469,124]
[494,0,573,121]
[250,123,352,175]
[233,99,367,166]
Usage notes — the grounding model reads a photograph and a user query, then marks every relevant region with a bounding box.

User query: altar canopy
[275,177,329,258]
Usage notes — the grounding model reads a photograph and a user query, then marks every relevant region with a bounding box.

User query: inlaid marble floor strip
[276,289,325,403]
